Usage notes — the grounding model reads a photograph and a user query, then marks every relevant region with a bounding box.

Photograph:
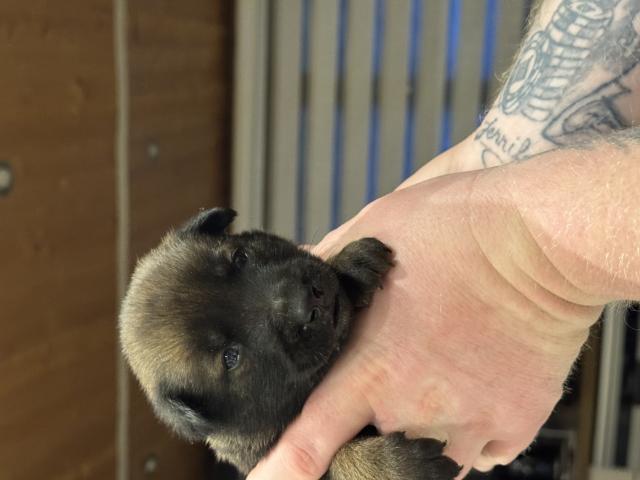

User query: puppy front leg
[328,238,394,308]
[324,433,461,480]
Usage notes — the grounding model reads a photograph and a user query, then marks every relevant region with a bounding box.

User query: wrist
[396,138,483,190]
[469,110,559,166]
[400,113,558,191]
[503,146,640,302]
[466,163,606,339]
[398,109,562,190]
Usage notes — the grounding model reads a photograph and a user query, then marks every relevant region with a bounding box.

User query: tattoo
[501,0,621,121]
[543,70,632,145]
[474,118,533,165]
[589,5,640,72]
[563,124,640,149]
[476,0,640,164]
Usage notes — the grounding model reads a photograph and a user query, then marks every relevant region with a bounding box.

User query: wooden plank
[489,0,526,100]
[304,0,339,243]
[232,0,269,231]
[126,1,233,479]
[340,0,375,222]
[450,0,488,144]
[266,0,302,239]
[414,0,449,166]
[377,0,412,195]
[114,0,130,476]
[0,1,116,478]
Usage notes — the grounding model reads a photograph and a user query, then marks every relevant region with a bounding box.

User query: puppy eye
[223,346,241,370]
[232,248,248,267]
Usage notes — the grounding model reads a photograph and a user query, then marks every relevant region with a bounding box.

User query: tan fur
[330,437,390,480]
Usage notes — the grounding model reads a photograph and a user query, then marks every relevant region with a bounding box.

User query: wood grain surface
[126,0,233,479]
[0,1,117,478]
[0,0,232,479]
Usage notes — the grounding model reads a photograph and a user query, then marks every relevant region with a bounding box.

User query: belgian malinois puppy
[119,207,460,479]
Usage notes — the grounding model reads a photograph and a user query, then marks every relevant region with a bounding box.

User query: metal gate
[232,0,530,240]
[231,3,640,479]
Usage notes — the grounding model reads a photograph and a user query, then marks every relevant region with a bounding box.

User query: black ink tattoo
[474,0,640,165]
[501,0,620,122]
[589,7,640,72]
[474,117,533,165]
[543,70,632,145]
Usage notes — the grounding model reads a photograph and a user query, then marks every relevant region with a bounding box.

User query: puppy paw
[329,432,461,480]
[384,433,461,480]
[329,238,394,308]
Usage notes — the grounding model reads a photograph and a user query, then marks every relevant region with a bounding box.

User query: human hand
[247,167,602,480]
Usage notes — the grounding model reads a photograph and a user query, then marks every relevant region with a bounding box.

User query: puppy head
[119,208,351,444]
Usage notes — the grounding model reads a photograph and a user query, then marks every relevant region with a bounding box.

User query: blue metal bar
[402,0,423,179]
[439,0,461,153]
[365,0,384,203]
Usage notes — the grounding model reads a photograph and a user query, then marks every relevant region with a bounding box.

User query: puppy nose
[287,283,325,326]
[272,279,330,330]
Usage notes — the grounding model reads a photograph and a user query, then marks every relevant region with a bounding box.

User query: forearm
[471,131,640,317]
[476,0,640,163]
[401,0,640,188]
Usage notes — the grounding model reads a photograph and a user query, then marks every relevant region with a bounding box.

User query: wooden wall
[126,0,232,479]
[0,1,117,478]
[0,0,232,478]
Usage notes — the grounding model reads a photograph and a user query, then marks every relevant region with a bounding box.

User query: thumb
[246,369,373,480]
[472,434,538,472]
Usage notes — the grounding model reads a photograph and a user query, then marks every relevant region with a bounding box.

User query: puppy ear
[157,385,217,441]
[179,207,237,237]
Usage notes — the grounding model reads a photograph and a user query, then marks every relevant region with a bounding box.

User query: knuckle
[281,438,326,479]
[479,440,525,468]
[472,458,496,472]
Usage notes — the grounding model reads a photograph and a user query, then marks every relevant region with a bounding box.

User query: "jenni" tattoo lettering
[474,117,533,162]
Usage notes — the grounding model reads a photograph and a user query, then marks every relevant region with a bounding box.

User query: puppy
[119,207,460,480]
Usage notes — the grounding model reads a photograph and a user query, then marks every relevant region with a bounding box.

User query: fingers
[310,193,388,260]
[247,372,374,480]
[443,434,486,480]
[472,438,532,472]
[312,224,354,259]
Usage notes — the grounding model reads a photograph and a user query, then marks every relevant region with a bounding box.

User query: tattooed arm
[249,130,640,480]
[401,0,640,187]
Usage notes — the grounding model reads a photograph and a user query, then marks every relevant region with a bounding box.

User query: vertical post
[114,0,130,477]
[340,0,375,222]
[627,311,640,470]
[450,0,487,144]
[233,1,270,231]
[304,0,339,242]
[377,0,411,195]
[267,0,303,239]
[490,0,527,98]
[414,1,448,165]
[592,304,627,468]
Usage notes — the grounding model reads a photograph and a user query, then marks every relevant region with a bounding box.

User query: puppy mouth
[308,292,341,332]
[286,294,345,376]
